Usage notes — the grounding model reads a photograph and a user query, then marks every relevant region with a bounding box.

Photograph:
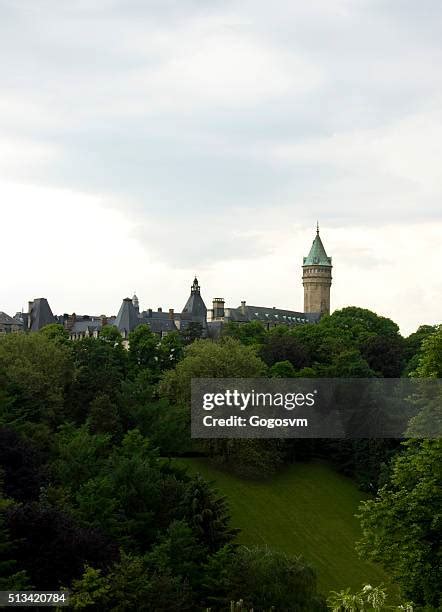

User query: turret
[302,223,332,315]
[181,276,207,322]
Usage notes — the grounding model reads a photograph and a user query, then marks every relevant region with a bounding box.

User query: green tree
[411,325,442,378]
[403,324,437,375]
[87,393,122,439]
[157,331,184,371]
[74,430,163,549]
[69,336,126,423]
[180,322,204,345]
[0,333,73,430]
[146,520,204,588]
[68,556,192,611]
[39,323,71,346]
[320,307,400,347]
[260,327,310,369]
[53,425,111,493]
[128,324,159,372]
[204,545,326,611]
[324,349,374,378]
[361,334,405,378]
[159,337,266,406]
[222,321,267,348]
[99,325,124,347]
[0,492,30,590]
[357,439,442,607]
[182,475,238,552]
[269,360,297,378]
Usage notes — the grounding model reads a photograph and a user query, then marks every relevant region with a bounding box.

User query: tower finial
[191,276,200,294]
[316,221,319,235]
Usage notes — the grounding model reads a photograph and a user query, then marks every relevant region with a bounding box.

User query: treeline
[0,322,326,610]
[0,307,440,609]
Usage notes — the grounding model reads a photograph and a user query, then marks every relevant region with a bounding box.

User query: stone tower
[302,224,332,315]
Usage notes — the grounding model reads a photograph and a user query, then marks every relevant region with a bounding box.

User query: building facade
[1,226,332,338]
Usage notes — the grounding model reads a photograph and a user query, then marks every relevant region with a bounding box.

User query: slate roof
[0,311,23,327]
[303,229,332,267]
[29,298,55,331]
[142,318,177,334]
[229,305,318,325]
[114,298,140,334]
[71,320,101,333]
[182,277,207,320]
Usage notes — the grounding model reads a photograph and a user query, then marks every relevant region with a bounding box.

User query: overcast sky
[1,0,442,335]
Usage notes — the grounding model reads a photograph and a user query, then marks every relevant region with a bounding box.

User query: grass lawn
[177,458,392,596]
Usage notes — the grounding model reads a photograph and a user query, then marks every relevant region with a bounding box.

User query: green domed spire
[303,224,332,266]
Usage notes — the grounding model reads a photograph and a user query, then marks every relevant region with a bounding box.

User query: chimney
[213,298,225,319]
[148,308,152,317]
[65,313,76,331]
[240,300,246,315]
[169,308,174,320]
[100,315,108,327]
[27,301,34,329]
[158,307,162,313]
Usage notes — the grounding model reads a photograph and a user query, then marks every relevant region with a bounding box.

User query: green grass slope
[178,458,390,595]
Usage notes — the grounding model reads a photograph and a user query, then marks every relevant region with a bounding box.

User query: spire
[303,225,332,267]
[191,277,200,294]
[182,276,207,320]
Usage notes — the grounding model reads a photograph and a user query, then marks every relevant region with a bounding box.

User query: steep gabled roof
[181,277,207,320]
[29,298,55,331]
[114,298,139,335]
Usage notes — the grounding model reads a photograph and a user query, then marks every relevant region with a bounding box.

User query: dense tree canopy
[357,439,442,607]
[0,306,439,608]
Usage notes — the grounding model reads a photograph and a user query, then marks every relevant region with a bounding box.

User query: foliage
[361,334,405,378]
[0,493,30,590]
[68,556,192,611]
[204,545,327,611]
[4,501,119,589]
[411,325,442,378]
[269,360,297,377]
[159,337,267,405]
[207,439,285,479]
[357,439,442,607]
[68,336,126,423]
[0,332,73,429]
[0,428,45,501]
[1,305,440,606]
[128,324,159,372]
[403,325,437,376]
[87,393,122,439]
[320,307,400,347]
[222,321,267,347]
[157,331,184,371]
[180,321,204,344]
[39,323,71,346]
[260,326,310,369]
[181,475,238,552]
[327,584,414,612]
